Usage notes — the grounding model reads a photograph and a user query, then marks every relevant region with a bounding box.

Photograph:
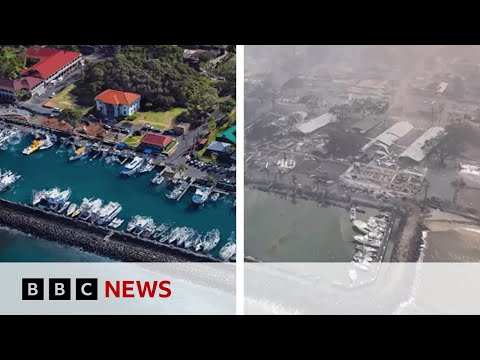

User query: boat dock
[177,177,196,201]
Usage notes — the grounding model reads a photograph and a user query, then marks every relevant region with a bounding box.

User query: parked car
[49,92,56,98]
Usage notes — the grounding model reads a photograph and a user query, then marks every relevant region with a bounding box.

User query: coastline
[0,197,219,263]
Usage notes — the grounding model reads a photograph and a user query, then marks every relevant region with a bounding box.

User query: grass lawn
[43,84,93,116]
[130,108,186,130]
[123,135,143,147]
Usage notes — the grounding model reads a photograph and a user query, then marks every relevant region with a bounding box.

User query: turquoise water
[0,133,235,261]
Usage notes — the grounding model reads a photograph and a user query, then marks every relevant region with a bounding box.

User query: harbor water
[245,189,377,262]
[0,133,235,261]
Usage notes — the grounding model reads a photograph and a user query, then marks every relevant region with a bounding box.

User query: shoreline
[245,182,417,262]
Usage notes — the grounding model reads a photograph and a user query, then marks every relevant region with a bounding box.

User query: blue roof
[117,142,126,148]
[207,141,231,153]
[143,148,153,154]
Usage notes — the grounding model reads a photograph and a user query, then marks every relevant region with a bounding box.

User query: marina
[0,124,235,261]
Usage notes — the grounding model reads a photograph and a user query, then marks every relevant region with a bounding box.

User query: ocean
[245,189,378,262]
[0,132,235,262]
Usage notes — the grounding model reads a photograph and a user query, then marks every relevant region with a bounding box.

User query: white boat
[177,227,194,247]
[210,192,220,202]
[151,173,164,185]
[39,135,54,150]
[355,245,377,253]
[352,261,370,271]
[66,203,77,216]
[126,215,141,232]
[167,227,183,244]
[96,201,122,225]
[352,220,371,234]
[57,201,70,214]
[184,231,200,249]
[122,156,144,176]
[219,242,236,261]
[79,198,102,221]
[353,236,382,248]
[133,217,154,236]
[353,253,373,262]
[202,229,221,252]
[368,231,383,240]
[0,170,21,192]
[349,206,357,221]
[192,186,212,205]
[108,218,124,229]
[142,224,156,238]
[153,224,169,239]
[138,158,155,173]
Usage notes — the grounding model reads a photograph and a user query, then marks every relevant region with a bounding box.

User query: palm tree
[178,164,188,175]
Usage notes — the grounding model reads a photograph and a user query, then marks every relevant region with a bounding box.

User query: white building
[94,89,141,118]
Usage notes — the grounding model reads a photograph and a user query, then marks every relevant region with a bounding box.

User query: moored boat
[122,156,144,176]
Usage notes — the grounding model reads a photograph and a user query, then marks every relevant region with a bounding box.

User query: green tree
[199,51,214,63]
[0,46,26,79]
[208,117,217,132]
[214,59,235,96]
[15,89,31,101]
[178,164,188,174]
[220,98,235,115]
[211,153,218,165]
[58,108,82,127]
[50,45,80,52]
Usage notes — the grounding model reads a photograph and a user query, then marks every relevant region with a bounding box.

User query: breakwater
[0,198,219,262]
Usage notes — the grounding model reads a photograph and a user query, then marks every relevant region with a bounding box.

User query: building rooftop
[362,121,414,152]
[0,76,43,92]
[399,126,445,162]
[22,47,82,79]
[216,125,236,144]
[140,133,174,148]
[295,113,335,134]
[207,141,232,153]
[94,89,141,106]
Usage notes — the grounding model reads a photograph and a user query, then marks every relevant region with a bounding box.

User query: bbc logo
[22,278,98,300]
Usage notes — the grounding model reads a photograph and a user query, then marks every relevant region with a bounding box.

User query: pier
[177,177,196,202]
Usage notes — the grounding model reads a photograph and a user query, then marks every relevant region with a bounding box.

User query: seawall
[0,198,219,263]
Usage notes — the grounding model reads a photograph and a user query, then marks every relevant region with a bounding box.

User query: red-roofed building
[139,133,175,154]
[94,89,141,118]
[0,77,45,102]
[21,47,82,84]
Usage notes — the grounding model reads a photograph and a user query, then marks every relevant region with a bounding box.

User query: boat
[39,135,54,150]
[142,224,156,238]
[66,203,77,217]
[96,201,122,225]
[108,218,124,229]
[138,158,155,173]
[184,231,200,249]
[349,206,357,221]
[355,245,377,253]
[0,170,21,192]
[166,180,189,200]
[78,198,102,221]
[368,231,384,240]
[194,236,204,252]
[202,229,221,252]
[126,215,142,232]
[71,208,81,218]
[192,186,212,205]
[69,146,87,161]
[353,236,382,248]
[57,201,70,214]
[132,217,154,236]
[153,224,169,239]
[210,192,220,202]
[122,156,144,176]
[167,227,184,244]
[22,139,42,155]
[219,242,236,261]
[177,227,194,247]
[32,187,71,206]
[352,261,370,271]
[353,252,373,263]
[151,173,165,185]
[352,220,371,234]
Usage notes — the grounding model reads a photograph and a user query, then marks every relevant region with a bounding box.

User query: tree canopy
[73,45,219,115]
[214,59,236,97]
[50,45,80,52]
[0,46,26,79]
[58,108,83,127]
[424,123,475,167]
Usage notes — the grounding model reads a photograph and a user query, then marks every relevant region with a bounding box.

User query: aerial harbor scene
[0,45,236,262]
[245,45,480,278]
